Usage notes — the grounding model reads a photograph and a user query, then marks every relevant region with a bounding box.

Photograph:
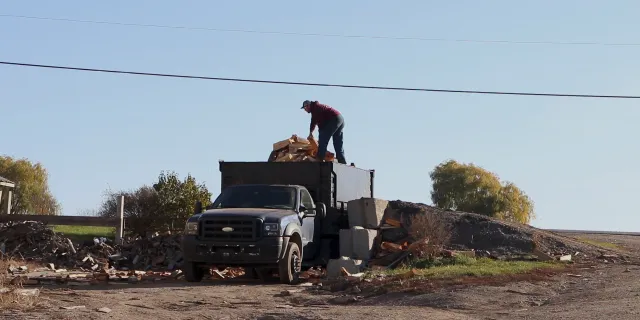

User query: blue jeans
[317,114,346,164]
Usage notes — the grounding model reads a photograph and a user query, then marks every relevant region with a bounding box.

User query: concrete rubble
[0,221,245,286]
[0,221,185,272]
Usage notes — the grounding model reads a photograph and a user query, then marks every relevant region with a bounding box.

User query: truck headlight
[263,223,279,236]
[184,221,198,235]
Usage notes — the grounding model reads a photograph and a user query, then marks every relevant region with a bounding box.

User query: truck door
[300,189,316,259]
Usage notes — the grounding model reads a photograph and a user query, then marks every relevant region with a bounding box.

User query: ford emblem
[222,227,234,232]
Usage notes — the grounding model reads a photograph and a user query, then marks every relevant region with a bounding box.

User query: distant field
[51,225,115,243]
[576,237,621,250]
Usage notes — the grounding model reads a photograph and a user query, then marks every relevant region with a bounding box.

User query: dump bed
[218,161,374,210]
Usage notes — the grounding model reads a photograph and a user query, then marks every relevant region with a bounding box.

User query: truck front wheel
[183,261,205,282]
[279,242,302,285]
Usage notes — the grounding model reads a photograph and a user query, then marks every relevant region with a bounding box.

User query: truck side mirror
[194,201,203,214]
[300,205,317,218]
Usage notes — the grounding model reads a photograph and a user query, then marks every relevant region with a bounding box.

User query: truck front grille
[199,217,261,241]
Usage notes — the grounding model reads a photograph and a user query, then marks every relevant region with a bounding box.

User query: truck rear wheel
[183,261,205,282]
[279,242,301,285]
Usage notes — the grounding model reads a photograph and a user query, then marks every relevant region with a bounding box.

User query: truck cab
[181,161,374,285]
[182,184,326,284]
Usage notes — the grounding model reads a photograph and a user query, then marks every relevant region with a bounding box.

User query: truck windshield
[210,185,296,210]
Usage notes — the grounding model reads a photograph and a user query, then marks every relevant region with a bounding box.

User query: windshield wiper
[262,205,291,209]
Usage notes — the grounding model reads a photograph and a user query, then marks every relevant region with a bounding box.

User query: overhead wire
[1,14,640,47]
[1,61,639,99]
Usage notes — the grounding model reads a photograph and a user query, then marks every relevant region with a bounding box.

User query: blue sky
[2,1,639,231]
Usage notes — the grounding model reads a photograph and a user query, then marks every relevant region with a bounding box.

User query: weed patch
[377,255,563,279]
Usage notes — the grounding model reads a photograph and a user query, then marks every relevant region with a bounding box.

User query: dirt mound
[385,200,634,263]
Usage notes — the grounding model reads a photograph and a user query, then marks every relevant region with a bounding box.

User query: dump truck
[181,160,374,284]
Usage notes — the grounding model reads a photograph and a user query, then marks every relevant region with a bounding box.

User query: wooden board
[270,134,336,163]
[273,138,293,151]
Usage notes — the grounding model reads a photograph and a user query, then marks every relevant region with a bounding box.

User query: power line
[2,14,639,47]
[2,61,639,99]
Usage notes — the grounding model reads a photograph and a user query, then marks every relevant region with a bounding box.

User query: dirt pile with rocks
[382,200,634,263]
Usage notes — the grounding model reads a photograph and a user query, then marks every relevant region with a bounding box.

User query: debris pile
[108,234,183,271]
[0,219,320,286]
[0,221,187,271]
[370,200,631,265]
[1,222,247,287]
[300,267,325,284]
[5,259,246,288]
[0,221,81,264]
[268,134,335,162]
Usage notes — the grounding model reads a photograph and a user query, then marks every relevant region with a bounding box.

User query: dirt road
[3,233,640,320]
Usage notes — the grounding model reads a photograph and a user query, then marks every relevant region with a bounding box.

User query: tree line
[0,155,535,231]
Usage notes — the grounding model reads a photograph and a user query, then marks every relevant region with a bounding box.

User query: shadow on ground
[38,276,294,292]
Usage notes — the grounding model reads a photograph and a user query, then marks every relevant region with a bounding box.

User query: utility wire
[2,14,639,47]
[2,61,639,99]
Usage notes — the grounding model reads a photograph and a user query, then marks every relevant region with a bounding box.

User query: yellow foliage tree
[0,156,61,215]
[430,160,534,224]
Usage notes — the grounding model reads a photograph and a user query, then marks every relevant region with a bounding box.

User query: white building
[0,176,15,214]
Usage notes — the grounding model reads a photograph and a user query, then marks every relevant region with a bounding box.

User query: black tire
[183,261,205,282]
[279,242,302,285]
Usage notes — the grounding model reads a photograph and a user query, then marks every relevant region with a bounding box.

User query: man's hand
[307,133,314,141]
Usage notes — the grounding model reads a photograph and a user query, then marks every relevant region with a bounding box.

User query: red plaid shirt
[309,102,340,132]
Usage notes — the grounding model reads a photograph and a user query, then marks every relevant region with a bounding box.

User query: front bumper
[182,235,284,266]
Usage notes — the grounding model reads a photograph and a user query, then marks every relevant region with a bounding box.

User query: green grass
[51,225,116,243]
[376,255,563,279]
[576,237,621,250]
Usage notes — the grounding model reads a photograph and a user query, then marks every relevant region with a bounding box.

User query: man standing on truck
[301,100,347,164]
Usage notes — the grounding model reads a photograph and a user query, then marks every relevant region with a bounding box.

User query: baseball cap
[301,100,312,109]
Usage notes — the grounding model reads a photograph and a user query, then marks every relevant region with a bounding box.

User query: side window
[300,189,314,209]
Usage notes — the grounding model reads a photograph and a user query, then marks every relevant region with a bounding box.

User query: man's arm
[309,112,317,134]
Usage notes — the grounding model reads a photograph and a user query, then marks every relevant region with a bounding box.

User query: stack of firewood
[268,134,335,162]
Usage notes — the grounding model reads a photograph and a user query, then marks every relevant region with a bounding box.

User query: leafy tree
[99,186,161,236]
[153,171,212,228]
[495,182,535,224]
[430,160,534,224]
[0,156,61,215]
[99,171,211,235]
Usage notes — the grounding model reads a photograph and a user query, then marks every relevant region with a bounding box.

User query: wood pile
[268,134,335,162]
